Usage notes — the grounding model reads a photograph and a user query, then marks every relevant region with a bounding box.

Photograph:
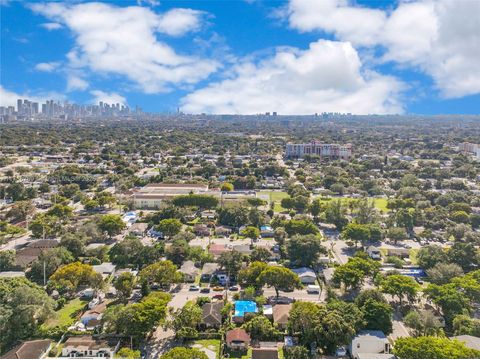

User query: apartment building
[459,142,480,159]
[285,141,352,159]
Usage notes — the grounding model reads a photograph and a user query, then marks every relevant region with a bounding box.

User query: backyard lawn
[43,298,87,329]
[191,339,221,359]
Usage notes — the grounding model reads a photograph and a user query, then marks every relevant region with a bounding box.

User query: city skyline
[1,0,480,115]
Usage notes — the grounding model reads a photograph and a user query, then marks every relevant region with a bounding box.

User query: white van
[307,285,320,294]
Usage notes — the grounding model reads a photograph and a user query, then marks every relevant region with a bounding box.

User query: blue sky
[1,0,479,115]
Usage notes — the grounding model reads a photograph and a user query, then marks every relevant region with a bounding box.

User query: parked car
[200,287,211,293]
[307,285,320,294]
[213,294,224,300]
[229,286,239,291]
[212,286,224,291]
[189,285,200,291]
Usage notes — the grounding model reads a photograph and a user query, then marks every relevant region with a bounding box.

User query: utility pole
[43,260,46,286]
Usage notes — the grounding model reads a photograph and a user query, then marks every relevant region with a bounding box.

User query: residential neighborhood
[1,115,479,359]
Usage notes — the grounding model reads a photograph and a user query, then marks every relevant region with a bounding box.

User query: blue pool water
[234,300,258,317]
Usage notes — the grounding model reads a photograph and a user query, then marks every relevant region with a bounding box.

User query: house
[349,331,391,359]
[194,224,210,237]
[201,301,224,329]
[180,260,199,282]
[226,328,251,351]
[367,246,382,260]
[92,262,116,279]
[209,244,230,258]
[128,222,148,237]
[15,239,59,268]
[260,225,275,238]
[291,267,317,284]
[215,226,232,237]
[201,263,219,282]
[273,304,292,329]
[201,210,217,219]
[251,348,279,359]
[80,302,108,331]
[1,340,51,359]
[60,336,119,358]
[232,244,252,256]
[451,335,480,351]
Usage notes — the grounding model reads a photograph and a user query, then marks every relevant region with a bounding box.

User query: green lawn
[225,348,251,359]
[259,191,389,214]
[43,298,87,329]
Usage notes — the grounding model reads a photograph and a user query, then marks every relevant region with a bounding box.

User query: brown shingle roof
[273,304,292,325]
[1,340,51,359]
[226,328,251,345]
[251,348,279,359]
[202,301,223,325]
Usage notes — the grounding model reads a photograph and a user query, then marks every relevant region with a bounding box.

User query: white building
[349,331,391,359]
[285,141,352,159]
[132,183,209,209]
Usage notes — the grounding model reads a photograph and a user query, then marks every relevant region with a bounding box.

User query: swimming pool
[234,300,258,317]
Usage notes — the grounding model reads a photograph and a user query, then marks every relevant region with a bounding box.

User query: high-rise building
[17,99,23,114]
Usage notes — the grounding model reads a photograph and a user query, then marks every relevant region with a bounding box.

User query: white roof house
[291,267,317,284]
[349,331,391,359]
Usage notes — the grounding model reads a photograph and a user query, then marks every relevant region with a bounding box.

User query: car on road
[307,285,320,294]
[200,287,210,293]
[212,294,224,300]
[228,286,239,291]
[268,296,295,304]
[189,285,200,291]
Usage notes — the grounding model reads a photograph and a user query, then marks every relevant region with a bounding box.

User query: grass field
[43,298,87,329]
[259,190,389,213]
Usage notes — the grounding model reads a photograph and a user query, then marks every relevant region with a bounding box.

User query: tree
[284,219,319,236]
[172,194,218,209]
[140,260,182,288]
[47,204,73,219]
[29,214,62,238]
[217,250,243,278]
[107,292,171,338]
[242,315,280,340]
[333,257,380,291]
[381,275,419,306]
[341,223,371,247]
[27,247,74,285]
[258,266,302,298]
[116,348,141,359]
[238,261,268,290]
[114,272,135,300]
[5,200,35,222]
[0,250,15,271]
[393,336,479,359]
[250,247,271,263]
[309,199,322,218]
[287,234,326,267]
[424,283,471,326]
[166,239,190,266]
[404,310,442,337]
[241,226,260,240]
[49,262,103,295]
[0,277,55,352]
[417,245,448,269]
[160,347,208,359]
[221,182,234,192]
[109,236,144,268]
[314,305,356,354]
[98,214,126,237]
[168,301,202,340]
[360,298,393,334]
[387,227,407,244]
[287,301,321,345]
[448,242,480,272]
[156,218,182,238]
[218,206,249,228]
[427,263,464,285]
[325,200,348,230]
[60,232,86,258]
[453,315,480,337]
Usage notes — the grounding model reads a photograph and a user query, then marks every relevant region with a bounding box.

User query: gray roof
[202,263,219,275]
[180,260,199,275]
[202,301,223,325]
[354,330,388,341]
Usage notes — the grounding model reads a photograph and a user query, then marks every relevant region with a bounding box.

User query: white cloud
[0,85,66,107]
[41,22,63,30]
[285,0,480,98]
[67,74,89,91]
[90,90,126,105]
[30,2,219,93]
[157,8,206,36]
[34,62,60,72]
[181,40,404,115]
